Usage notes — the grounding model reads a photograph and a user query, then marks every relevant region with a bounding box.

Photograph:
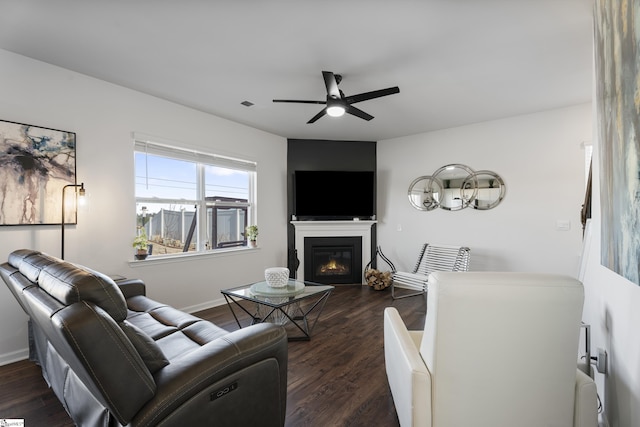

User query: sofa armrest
[117,279,146,298]
[131,322,288,427]
[574,368,598,427]
[384,307,432,427]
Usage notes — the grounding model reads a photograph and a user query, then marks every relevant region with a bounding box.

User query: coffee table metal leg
[223,294,265,327]
[258,297,290,325]
[223,289,332,341]
[285,290,332,341]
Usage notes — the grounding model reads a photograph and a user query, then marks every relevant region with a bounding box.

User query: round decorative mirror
[462,170,506,210]
[427,164,477,211]
[408,176,441,211]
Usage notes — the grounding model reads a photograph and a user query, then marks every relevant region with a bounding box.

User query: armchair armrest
[384,307,432,427]
[132,322,288,427]
[574,368,598,427]
[116,278,146,298]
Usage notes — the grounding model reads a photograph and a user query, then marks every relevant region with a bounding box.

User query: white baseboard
[0,348,29,367]
[181,296,227,314]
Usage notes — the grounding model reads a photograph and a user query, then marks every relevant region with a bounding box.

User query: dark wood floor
[0,285,426,426]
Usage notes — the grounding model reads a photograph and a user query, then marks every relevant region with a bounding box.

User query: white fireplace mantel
[291,220,376,284]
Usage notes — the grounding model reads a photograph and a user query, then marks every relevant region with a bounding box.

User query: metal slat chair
[391,243,471,299]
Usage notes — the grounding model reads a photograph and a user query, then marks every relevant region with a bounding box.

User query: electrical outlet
[596,348,607,374]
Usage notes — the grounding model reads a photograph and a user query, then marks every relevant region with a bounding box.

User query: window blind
[133,136,257,172]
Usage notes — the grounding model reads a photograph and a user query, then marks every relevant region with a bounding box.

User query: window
[134,137,256,256]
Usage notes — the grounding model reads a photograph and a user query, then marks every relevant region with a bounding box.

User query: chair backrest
[412,244,470,275]
[419,271,584,427]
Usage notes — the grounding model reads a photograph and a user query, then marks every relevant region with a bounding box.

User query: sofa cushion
[120,320,169,374]
[38,262,128,322]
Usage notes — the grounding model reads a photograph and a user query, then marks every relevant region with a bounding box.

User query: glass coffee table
[221,279,333,341]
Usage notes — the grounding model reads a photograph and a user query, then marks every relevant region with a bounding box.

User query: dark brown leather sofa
[0,249,288,426]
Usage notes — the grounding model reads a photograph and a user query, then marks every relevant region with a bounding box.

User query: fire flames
[319,259,348,275]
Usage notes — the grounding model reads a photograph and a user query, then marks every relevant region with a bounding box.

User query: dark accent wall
[287,139,377,276]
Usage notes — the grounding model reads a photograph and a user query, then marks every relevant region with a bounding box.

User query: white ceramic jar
[264,267,290,288]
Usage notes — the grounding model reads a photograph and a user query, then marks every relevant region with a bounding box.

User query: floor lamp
[61,183,86,260]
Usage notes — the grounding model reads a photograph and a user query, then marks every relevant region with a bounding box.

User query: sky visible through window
[135,152,249,214]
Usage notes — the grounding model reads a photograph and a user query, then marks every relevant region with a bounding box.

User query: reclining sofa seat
[0,249,288,427]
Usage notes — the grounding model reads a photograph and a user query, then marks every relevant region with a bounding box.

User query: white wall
[0,49,288,364]
[377,104,592,276]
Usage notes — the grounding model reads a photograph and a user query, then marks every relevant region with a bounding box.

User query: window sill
[128,246,259,267]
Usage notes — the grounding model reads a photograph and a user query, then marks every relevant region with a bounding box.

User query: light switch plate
[596,348,607,374]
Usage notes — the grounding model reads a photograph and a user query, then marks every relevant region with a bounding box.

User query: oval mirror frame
[428,164,477,211]
[462,170,506,210]
[407,176,442,211]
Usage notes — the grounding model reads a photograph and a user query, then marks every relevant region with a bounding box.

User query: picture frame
[595,0,640,285]
[0,119,77,226]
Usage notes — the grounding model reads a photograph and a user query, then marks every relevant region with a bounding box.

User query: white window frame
[134,135,257,257]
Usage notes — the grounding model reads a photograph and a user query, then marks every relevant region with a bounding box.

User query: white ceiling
[0,0,593,142]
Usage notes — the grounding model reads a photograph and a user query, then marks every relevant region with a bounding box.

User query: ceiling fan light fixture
[273,71,399,123]
[326,104,346,117]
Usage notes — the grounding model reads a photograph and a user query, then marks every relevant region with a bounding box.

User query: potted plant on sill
[246,225,259,248]
[133,227,149,260]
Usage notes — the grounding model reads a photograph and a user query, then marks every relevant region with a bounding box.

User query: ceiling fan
[273,71,400,124]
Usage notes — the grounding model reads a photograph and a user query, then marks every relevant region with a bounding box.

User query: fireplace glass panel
[304,236,362,284]
[314,248,353,278]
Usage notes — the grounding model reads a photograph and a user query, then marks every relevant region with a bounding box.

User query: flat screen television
[293,170,375,220]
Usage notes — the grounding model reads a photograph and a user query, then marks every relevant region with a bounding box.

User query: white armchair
[384,271,598,427]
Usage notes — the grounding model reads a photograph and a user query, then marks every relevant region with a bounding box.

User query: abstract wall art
[0,120,76,225]
[594,0,640,285]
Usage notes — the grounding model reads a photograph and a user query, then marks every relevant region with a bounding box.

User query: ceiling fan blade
[273,99,326,104]
[307,108,328,124]
[346,105,374,121]
[344,86,400,104]
[322,71,341,99]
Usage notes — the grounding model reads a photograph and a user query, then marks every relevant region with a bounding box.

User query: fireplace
[291,220,375,284]
[304,236,362,284]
